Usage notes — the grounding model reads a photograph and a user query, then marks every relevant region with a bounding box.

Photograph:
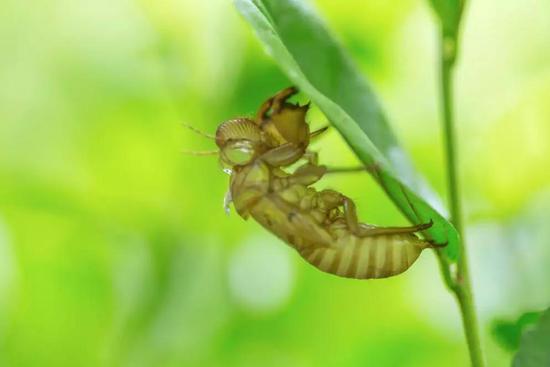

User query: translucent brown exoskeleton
[186,87,440,279]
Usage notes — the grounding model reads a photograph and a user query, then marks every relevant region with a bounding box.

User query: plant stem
[439,34,485,367]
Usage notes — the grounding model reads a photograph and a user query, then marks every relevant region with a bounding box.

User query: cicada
[187,87,437,279]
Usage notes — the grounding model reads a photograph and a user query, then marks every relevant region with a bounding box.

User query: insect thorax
[229,160,271,218]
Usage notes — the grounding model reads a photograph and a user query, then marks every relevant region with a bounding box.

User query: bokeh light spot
[228,235,294,313]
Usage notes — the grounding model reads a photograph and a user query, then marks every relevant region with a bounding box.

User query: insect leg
[287,163,327,186]
[310,126,329,139]
[271,86,298,112]
[340,196,364,234]
[255,96,274,123]
[330,193,432,237]
[302,150,318,165]
[324,162,384,176]
[256,87,298,122]
[260,143,306,167]
[314,190,363,234]
[354,221,433,237]
[325,166,367,174]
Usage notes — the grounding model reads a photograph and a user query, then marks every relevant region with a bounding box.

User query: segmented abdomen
[298,234,429,279]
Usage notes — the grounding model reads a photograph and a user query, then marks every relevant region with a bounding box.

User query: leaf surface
[514,308,550,367]
[492,311,542,351]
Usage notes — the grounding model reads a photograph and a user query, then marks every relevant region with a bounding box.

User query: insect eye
[221,140,255,166]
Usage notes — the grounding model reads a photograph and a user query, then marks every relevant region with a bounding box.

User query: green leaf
[513,308,550,367]
[492,311,542,352]
[235,0,459,262]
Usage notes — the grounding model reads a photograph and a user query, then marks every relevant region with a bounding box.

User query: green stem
[439,34,485,367]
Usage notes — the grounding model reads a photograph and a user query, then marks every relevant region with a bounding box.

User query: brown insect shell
[214,102,313,219]
[228,159,271,219]
[259,102,311,149]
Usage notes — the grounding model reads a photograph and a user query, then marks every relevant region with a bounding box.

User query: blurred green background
[1,0,549,366]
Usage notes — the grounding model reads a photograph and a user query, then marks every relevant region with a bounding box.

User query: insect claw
[428,240,448,249]
[310,125,329,139]
[366,162,382,174]
[283,86,298,98]
[423,219,434,229]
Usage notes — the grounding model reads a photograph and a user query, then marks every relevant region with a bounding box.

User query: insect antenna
[181,150,218,156]
[181,122,216,140]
